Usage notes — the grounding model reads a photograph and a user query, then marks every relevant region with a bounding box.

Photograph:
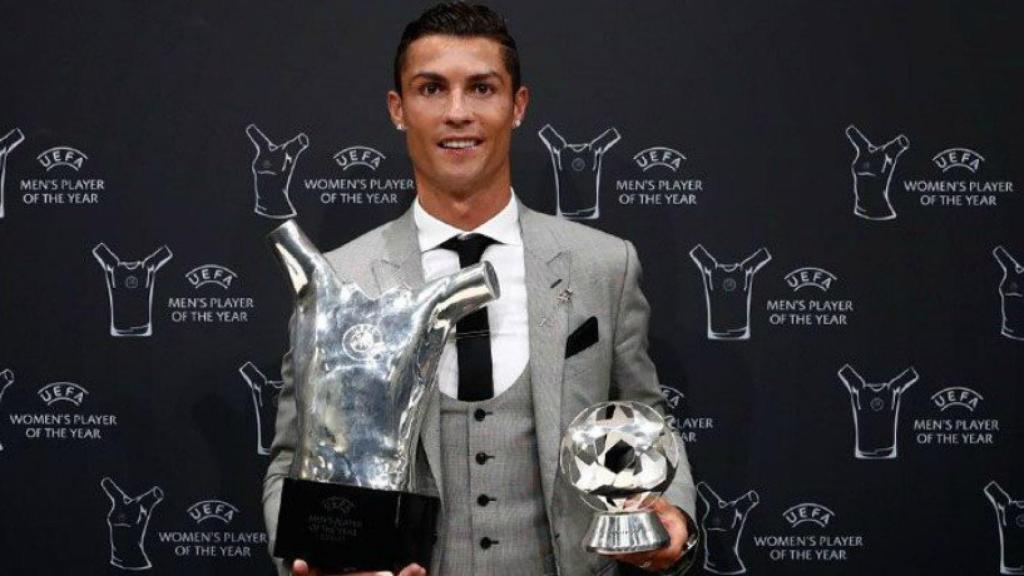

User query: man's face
[388,35,528,197]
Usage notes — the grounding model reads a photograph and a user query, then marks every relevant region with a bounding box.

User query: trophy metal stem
[268,219,322,295]
[584,510,669,554]
[265,219,499,573]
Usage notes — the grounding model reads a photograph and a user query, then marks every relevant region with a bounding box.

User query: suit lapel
[370,207,446,496]
[371,202,572,512]
[372,206,424,294]
[520,205,571,512]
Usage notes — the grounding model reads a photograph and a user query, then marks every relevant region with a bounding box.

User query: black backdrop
[1,1,1021,574]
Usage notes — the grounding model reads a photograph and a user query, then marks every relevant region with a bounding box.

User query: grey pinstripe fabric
[264,199,697,576]
[435,368,556,576]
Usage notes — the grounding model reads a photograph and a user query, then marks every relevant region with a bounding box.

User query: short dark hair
[394,2,521,94]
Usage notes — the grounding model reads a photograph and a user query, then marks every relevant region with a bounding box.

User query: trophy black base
[274,477,440,574]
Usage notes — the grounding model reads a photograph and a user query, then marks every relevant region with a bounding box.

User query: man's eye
[473,83,494,95]
[420,83,442,96]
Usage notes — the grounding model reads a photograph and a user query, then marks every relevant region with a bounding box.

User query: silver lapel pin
[540,284,572,326]
[557,288,573,304]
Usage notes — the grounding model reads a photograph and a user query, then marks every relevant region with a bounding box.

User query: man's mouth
[438,138,482,150]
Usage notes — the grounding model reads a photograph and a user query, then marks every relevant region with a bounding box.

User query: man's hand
[291,559,426,576]
[607,497,689,573]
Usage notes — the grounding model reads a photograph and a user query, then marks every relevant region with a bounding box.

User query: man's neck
[416,178,512,231]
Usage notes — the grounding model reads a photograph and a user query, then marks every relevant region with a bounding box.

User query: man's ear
[513,85,530,126]
[387,90,405,129]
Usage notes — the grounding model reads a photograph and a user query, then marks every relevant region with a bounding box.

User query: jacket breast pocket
[564,316,600,376]
[564,339,601,379]
[565,316,599,359]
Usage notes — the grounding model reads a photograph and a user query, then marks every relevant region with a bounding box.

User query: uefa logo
[37,146,88,171]
[930,387,983,412]
[342,324,383,361]
[187,499,240,525]
[321,496,356,514]
[185,265,239,290]
[333,146,386,171]
[37,382,88,407]
[783,503,835,528]
[932,148,984,173]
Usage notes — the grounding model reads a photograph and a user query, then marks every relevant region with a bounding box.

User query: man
[264,3,697,575]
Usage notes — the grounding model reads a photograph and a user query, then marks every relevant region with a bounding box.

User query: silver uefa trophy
[267,220,500,572]
[560,401,679,554]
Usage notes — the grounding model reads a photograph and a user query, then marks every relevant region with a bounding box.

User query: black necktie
[440,233,497,401]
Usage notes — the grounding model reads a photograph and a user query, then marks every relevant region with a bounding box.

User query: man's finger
[606,499,688,571]
[397,563,427,576]
[292,558,409,576]
[649,496,673,514]
[291,558,313,576]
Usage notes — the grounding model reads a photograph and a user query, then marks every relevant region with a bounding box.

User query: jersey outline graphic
[0,127,26,219]
[845,124,909,221]
[0,368,14,452]
[697,482,760,575]
[838,364,918,459]
[239,361,283,455]
[246,123,310,219]
[93,243,173,337]
[690,245,772,340]
[993,246,1024,341]
[984,481,1024,575]
[101,477,164,571]
[538,124,620,220]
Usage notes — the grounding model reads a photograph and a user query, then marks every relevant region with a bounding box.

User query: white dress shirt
[413,193,529,399]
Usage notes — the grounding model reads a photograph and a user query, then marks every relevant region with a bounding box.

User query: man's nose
[444,90,473,126]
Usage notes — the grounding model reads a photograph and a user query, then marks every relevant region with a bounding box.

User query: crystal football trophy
[559,401,679,553]
[268,220,499,573]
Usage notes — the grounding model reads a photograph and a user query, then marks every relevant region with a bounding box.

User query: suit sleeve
[611,240,698,575]
[610,241,697,521]
[263,315,298,576]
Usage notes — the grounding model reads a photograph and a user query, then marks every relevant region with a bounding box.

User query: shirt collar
[413,190,522,252]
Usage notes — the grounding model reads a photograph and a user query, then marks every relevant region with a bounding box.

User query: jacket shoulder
[528,209,632,269]
[322,221,391,264]
[530,207,627,244]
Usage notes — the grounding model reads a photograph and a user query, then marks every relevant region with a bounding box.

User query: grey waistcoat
[433,367,557,575]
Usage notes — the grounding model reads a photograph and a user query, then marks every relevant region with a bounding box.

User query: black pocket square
[565,316,599,358]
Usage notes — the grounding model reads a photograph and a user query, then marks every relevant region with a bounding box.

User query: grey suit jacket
[263,200,696,576]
